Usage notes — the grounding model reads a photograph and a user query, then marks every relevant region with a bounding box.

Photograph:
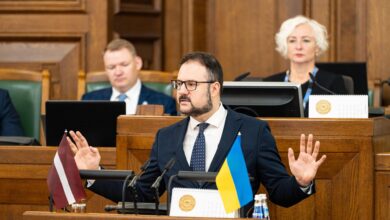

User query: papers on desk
[309,95,368,118]
[170,188,239,218]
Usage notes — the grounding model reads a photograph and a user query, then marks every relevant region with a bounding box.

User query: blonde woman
[265,15,347,116]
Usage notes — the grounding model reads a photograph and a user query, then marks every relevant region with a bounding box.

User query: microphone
[128,159,151,188]
[79,169,134,180]
[234,72,251,81]
[151,157,176,215]
[177,171,218,182]
[309,72,336,95]
[104,202,167,214]
[151,157,176,189]
[125,159,151,214]
[104,204,118,212]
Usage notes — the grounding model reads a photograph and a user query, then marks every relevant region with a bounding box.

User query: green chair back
[0,69,50,144]
[0,81,41,140]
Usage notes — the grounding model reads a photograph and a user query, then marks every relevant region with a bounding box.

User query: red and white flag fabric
[47,133,86,209]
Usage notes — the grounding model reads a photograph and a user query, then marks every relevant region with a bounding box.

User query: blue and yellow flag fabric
[216,133,253,213]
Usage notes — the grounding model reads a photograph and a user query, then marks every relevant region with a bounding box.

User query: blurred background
[0,0,388,106]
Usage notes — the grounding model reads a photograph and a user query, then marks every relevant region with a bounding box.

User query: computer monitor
[221,81,304,117]
[45,101,126,147]
[316,62,368,95]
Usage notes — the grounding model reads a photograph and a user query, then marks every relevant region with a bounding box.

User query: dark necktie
[190,123,209,171]
[117,93,127,101]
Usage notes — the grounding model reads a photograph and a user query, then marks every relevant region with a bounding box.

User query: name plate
[169,188,238,218]
[309,95,368,118]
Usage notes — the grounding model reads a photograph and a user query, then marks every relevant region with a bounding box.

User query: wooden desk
[375,152,390,220]
[116,116,390,220]
[0,146,116,220]
[23,211,246,220]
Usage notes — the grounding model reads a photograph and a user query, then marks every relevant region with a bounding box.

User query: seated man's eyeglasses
[171,80,215,91]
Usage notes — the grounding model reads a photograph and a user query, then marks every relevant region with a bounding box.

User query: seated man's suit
[82,85,177,116]
[0,89,24,136]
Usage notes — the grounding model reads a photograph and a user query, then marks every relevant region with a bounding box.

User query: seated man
[69,52,326,212]
[82,39,177,115]
[0,88,24,136]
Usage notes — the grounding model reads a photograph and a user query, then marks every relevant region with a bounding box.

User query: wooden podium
[23,211,247,219]
[3,116,390,220]
[0,146,116,220]
[115,116,390,220]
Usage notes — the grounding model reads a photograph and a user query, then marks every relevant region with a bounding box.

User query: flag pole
[49,193,54,212]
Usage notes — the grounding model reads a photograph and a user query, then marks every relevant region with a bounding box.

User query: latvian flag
[47,132,86,209]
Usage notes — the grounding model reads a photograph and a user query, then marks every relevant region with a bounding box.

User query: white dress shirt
[110,79,142,115]
[183,103,227,171]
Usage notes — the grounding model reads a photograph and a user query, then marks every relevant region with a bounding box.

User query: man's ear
[135,56,143,70]
[211,82,221,97]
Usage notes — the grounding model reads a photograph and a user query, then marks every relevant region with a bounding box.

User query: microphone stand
[151,174,164,215]
[131,183,139,214]
[309,72,336,95]
[121,173,134,214]
[127,158,150,215]
[154,185,160,215]
[49,193,53,212]
[150,157,176,215]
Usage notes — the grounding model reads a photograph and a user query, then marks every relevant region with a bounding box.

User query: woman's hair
[275,15,328,58]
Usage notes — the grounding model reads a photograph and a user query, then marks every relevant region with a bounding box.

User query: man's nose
[113,66,123,75]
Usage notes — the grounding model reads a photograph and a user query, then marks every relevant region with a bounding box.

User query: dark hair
[179,52,223,94]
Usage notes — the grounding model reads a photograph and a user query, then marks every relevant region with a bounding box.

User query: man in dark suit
[0,88,24,136]
[82,39,177,115]
[69,52,326,211]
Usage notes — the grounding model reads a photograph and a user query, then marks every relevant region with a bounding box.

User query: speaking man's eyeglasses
[171,80,215,91]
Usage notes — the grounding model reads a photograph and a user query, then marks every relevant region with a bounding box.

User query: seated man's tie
[117,93,127,101]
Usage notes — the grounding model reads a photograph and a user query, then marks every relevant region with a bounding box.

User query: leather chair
[77,70,177,100]
[0,69,50,144]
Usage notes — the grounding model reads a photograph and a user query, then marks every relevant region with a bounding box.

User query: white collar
[189,103,227,130]
[112,78,141,100]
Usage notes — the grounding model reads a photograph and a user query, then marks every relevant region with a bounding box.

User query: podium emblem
[179,195,196,212]
[316,100,332,114]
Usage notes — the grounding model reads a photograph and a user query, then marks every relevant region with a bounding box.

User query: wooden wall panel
[208,0,281,78]
[0,42,80,99]
[0,0,107,100]
[0,0,388,104]
[368,0,390,105]
[164,0,374,91]
[375,153,390,220]
[110,0,163,70]
[0,0,86,11]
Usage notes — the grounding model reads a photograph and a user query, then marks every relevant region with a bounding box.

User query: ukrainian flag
[216,133,253,213]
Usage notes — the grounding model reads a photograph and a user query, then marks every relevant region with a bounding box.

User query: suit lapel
[138,84,150,104]
[208,109,243,173]
[101,88,113,100]
[173,117,191,171]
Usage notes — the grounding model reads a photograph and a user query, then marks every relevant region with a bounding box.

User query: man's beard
[179,88,213,117]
